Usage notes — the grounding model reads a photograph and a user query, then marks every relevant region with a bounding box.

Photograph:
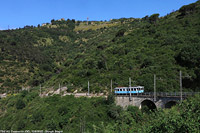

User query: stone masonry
[115,95,182,109]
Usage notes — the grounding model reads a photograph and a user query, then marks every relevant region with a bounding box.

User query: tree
[115,29,126,37]
[176,44,200,68]
[51,19,55,24]
[106,93,115,105]
[149,14,159,24]
[179,3,196,17]
[142,15,149,21]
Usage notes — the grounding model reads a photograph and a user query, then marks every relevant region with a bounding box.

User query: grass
[75,22,119,31]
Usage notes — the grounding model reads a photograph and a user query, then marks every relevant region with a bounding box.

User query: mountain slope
[0,1,200,93]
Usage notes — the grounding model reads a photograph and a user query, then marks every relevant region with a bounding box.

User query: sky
[0,0,198,30]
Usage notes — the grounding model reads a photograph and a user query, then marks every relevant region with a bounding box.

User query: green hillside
[0,1,200,93]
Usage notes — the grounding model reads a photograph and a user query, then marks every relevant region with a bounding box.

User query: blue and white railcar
[114,86,144,95]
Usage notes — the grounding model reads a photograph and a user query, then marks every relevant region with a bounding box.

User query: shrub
[25,92,38,102]
[20,90,28,97]
[17,121,25,130]
[16,99,25,109]
[0,78,4,83]
[47,120,57,130]
[31,111,44,124]
[127,106,143,122]
[108,105,122,119]
[58,106,69,116]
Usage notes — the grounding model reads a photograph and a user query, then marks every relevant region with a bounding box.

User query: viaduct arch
[140,99,157,110]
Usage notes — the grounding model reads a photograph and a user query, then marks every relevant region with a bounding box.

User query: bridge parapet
[115,92,199,97]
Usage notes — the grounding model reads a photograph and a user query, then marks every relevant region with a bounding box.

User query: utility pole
[154,74,156,101]
[88,81,90,96]
[59,83,61,94]
[87,17,89,25]
[110,79,112,93]
[180,70,182,102]
[129,77,132,101]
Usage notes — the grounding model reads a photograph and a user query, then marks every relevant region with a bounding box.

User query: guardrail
[116,92,200,97]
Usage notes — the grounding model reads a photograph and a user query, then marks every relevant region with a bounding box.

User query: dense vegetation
[0,91,200,132]
[0,1,200,93]
[0,1,200,132]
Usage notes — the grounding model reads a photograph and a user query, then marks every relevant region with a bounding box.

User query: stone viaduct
[115,92,197,109]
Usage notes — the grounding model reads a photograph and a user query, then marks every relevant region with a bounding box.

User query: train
[114,86,144,95]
